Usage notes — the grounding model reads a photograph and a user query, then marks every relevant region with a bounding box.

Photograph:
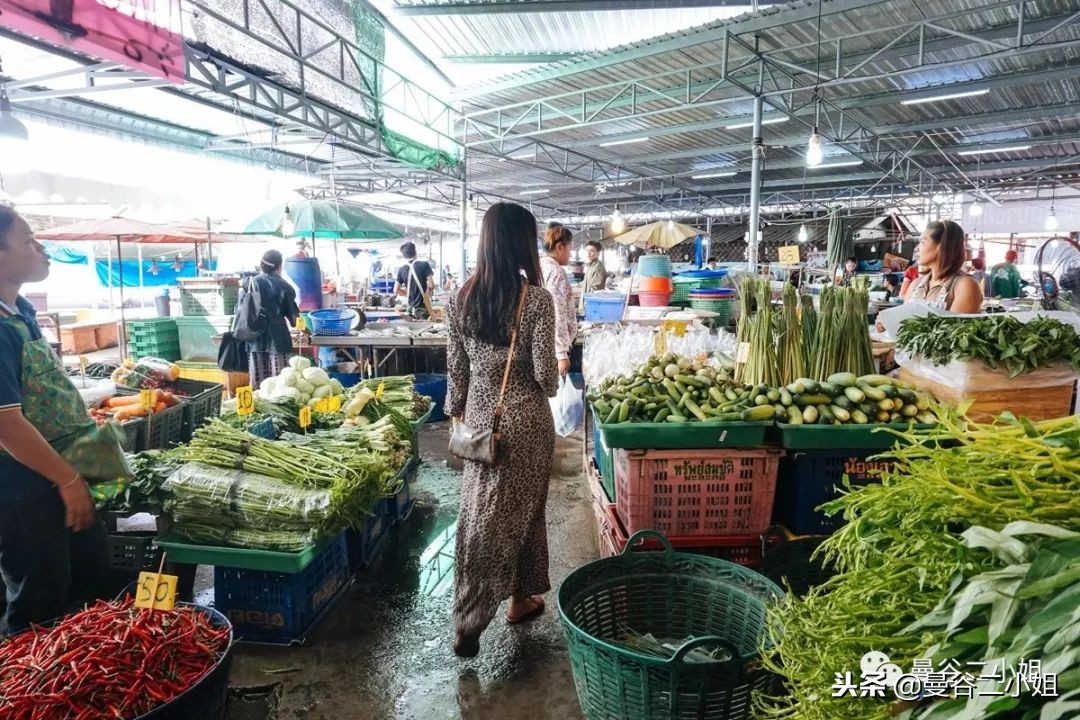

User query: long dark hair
[925,220,966,277]
[458,202,542,346]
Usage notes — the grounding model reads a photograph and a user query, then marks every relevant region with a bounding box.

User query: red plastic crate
[605,502,764,568]
[614,447,782,538]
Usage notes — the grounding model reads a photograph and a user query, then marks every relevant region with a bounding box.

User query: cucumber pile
[588,353,772,424]
[588,356,940,426]
[772,372,938,426]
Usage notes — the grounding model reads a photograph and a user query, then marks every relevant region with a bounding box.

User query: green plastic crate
[689,297,733,325]
[126,318,178,342]
[128,340,181,362]
[174,315,233,362]
[180,285,239,316]
[776,423,935,451]
[155,535,330,573]
[596,413,769,450]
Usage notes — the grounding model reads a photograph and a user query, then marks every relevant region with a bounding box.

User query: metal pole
[116,236,128,359]
[748,95,764,271]
[107,244,114,313]
[206,216,214,273]
[459,130,469,280]
[137,245,145,309]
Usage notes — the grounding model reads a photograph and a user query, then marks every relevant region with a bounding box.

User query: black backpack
[233,275,269,341]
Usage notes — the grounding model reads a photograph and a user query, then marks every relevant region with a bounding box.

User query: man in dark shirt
[394,242,435,318]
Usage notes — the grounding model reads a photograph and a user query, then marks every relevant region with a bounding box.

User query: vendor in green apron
[0,206,109,634]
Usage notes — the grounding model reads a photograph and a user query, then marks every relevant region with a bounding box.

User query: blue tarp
[43,244,89,265]
[94,259,216,288]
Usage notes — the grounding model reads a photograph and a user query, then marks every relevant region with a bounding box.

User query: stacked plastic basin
[671,268,729,305]
[636,254,672,307]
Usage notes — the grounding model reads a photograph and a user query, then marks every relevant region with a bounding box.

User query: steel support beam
[747,96,763,269]
[443,53,580,64]
[395,0,772,14]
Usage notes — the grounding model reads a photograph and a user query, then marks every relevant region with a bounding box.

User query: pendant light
[806,121,824,168]
[281,205,295,237]
[1046,181,1058,232]
[969,200,983,217]
[149,259,160,276]
[798,224,808,243]
[172,255,183,272]
[610,206,626,234]
[805,5,825,168]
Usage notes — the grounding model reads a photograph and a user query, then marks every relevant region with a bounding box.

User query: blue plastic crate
[388,458,419,524]
[584,294,627,323]
[345,504,389,570]
[413,374,447,422]
[213,534,349,644]
[773,449,897,535]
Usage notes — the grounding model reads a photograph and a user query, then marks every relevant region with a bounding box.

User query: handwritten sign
[134,571,177,611]
[313,397,331,414]
[139,389,154,412]
[295,316,307,332]
[298,406,312,429]
[235,386,255,416]
[327,395,342,413]
[79,355,89,374]
[0,0,185,82]
[736,342,751,364]
[778,245,801,265]
[375,382,385,401]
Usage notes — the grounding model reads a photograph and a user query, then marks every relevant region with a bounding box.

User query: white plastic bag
[550,376,584,437]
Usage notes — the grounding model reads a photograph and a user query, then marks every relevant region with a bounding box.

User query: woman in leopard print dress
[446,202,559,657]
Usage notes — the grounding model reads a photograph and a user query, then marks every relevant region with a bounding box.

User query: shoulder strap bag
[448,284,529,467]
[407,260,437,318]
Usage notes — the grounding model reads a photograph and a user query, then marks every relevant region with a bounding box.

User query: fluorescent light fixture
[728,116,787,130]
[520,188,549,195]
[692,171,738,179]
[599,137,649,147]
[809,159,863,169]
[507,152,536,160]
[901,88,989,105]
[957,145,1031,156]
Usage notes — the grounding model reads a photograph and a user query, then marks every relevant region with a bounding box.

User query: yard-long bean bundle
[759,413,1080,720]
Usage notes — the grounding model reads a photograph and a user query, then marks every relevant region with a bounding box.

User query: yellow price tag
[299,406,312,429]
[296,316,307,332]
[79,355,89,374]
[134,571,178,611]
[663,320,688,337]
[313,397,331,414]
[140,389,154,412]
[376,382,385,401]
[327,395,342,413]
[654,330,668,357]
[235,385,255,416]
[778,245,801,265]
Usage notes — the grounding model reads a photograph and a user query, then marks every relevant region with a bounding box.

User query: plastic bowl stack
[689,287,736,325]
[637,254,673,307]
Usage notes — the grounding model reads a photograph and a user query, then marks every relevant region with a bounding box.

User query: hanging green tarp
[351,3,459,171]
[381,123,459,171]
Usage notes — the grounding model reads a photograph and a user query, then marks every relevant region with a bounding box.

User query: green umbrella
[826,207,851,274]
[241,200,402,240]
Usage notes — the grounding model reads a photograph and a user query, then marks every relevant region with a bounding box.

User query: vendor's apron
[0,303,98,467]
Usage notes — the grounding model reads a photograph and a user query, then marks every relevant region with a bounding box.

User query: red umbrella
[37,218,206,358]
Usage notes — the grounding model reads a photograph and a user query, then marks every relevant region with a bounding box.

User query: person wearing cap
[238,249,300,387]
[991,250,1022,299]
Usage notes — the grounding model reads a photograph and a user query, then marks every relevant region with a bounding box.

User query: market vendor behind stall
[0,206,113,634]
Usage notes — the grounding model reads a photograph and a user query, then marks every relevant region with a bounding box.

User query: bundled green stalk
[808,282,874,380]
[734,279,756,384]
[758,413,1080,720]
[779,284,804,385]
[800,293,817,370]
[350,376,432,420]
[742,280,780,386]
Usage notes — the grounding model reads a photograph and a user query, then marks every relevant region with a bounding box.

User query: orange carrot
[113,405,149,420]
[104,395,143,409]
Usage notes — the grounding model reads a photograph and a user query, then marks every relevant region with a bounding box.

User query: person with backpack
[233,250,300,386]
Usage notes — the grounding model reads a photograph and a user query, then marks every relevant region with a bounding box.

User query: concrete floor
[225,422,596,720]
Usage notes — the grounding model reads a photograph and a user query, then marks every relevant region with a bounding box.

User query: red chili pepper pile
[0,597,230,720]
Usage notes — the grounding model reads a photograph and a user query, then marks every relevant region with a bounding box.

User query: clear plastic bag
[550,376,584,437]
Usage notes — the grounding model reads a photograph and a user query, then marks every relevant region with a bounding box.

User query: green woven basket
[689,297,733,325]
[671,277,725,303]
[558,531,781,720]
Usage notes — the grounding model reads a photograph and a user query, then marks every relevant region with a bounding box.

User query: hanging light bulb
[281,205,295,237]
[666,219,675,231]
[172,255,183,272]
[969,200,983,217]
[149,260,160,276]
[797,224,808,243]
[1045,206,1059,232]
[871,243,878,253]
[611,206,627,234]
[806,127,824,167]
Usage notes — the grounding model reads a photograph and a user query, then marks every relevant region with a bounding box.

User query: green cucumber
[795,378,820,394]
[851,409,869,424]
[684,397,708,421]
[802,405,819,423]
[666,414,689,423]
[794,394,833,406]
[779,388,793,406]
[827,372,858,387]
[741,405,776,422]
[618,400,631,422]
[830,405,851,422]
[844,386,865,403]
[786,405,804,425]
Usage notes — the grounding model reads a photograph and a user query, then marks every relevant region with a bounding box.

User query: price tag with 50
[134,571,178,611]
